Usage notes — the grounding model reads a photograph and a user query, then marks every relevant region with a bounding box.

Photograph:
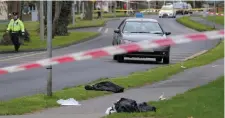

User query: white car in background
[159,5,176,18]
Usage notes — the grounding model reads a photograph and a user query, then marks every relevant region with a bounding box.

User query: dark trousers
[97,11,101,18]
[11,32,20,51]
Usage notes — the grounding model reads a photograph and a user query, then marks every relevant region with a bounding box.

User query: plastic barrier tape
[0,30,224,75]
[207,12,224,16]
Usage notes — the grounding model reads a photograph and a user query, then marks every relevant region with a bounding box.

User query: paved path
[1,58,224,118]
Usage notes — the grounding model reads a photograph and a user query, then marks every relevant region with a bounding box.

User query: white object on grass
[159,92,166,100]
[57,98,81,106]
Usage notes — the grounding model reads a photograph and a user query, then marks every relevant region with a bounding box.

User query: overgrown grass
[106,76,224,118]
[0,37,223,115]
[176,16,215,31]
[206,16,224,25]
[0,31,99,52]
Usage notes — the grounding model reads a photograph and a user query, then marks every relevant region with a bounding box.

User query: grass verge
[205,16,224,25]
[0,13,127,32]
[0,32,100,52]
[106,75,224,118]
[0,38,223,115]
[176,16,215,31]
[68,18,108,29]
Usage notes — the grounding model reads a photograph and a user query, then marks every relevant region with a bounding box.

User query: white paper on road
[105,106,117,115]
[57,98,81,106]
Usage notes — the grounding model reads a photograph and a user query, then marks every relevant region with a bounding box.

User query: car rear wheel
[163,56,170,64]
[117,56,124,63]
[156,57,162,62]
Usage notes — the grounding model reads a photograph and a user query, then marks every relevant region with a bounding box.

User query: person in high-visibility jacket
[6,12,25,52]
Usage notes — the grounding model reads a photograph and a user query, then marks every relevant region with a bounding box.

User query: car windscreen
[122,21,163,34]
[161,6,173,10]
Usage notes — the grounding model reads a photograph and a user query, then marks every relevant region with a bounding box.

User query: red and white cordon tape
[0,30,224,75]
[207,12,224,16]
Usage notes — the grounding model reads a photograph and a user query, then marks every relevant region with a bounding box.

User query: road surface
[0,15,219,100]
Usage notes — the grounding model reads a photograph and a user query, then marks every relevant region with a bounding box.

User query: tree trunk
[52,1,62,37]
[44,1,72,38]
[84,1,93,20]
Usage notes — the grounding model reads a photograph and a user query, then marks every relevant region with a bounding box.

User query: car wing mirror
[114,29,120,33]
[165,32,171,35]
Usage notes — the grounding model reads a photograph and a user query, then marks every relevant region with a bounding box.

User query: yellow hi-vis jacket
[6,19,25,33]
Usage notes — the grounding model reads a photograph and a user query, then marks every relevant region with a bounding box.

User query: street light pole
[213,0,216,29]
[40,1,44,40]
[126,0,129,16]
[113,1,116,17]
[46,0,52,96]
[72,1,75,25]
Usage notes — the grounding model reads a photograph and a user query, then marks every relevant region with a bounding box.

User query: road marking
[183,50,208,61]
[0,51,46,62]
[104,28,108,33]
[98,27,103,32]
[0,52,36,60]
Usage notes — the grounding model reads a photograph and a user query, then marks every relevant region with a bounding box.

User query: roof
[125,18,158,23]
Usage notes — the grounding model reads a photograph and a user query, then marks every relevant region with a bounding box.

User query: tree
[84,1,93,20]
[44,1,72,38]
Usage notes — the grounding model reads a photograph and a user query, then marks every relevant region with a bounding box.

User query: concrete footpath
[1,58,224,118]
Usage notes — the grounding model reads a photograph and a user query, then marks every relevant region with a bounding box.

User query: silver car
[112,18,171,64]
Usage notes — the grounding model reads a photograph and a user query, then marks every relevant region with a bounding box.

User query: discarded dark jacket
[114,98,156,113]
[85,81,124,93]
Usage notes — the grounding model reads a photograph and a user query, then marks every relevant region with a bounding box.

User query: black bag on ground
[138,102,156,112]
[85,81,124,93]
[114,98,157,113]
[114,98,140,113]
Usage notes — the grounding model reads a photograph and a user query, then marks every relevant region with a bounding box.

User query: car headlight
[120,39,132,44]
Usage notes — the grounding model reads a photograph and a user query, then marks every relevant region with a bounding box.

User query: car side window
[158,23,165,33]
[118,19,126,30]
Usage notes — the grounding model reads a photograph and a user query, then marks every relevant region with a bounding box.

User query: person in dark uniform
[6,12,25,52]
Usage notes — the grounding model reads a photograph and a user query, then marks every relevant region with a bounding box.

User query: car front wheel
[113,55,118,60]
[163,56,170,64]
[156,57,162,62]
[117,55,124,63]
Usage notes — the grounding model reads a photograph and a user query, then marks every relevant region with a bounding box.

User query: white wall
[0,1,8,20]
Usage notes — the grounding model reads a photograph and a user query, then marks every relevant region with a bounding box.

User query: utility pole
[82,1,84,19]
[72,1,75,25]
[46,0,52,97]
[213,0,216,29]
[148,0,150,14]
[126,0,129,16]
[40,1,45,40]
[193,0,195,8]
[113,1,116,17]
[101,1,103,19]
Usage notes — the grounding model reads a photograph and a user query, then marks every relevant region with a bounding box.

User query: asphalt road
[0,15,220,100]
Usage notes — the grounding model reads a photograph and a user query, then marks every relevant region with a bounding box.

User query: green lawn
[0,31,99,52]
[176,16,214,31]
[0,13,127,32]
[0,21,39,32]
[68,18,108,29]
[206,16,224,25]
[106,76,224,118]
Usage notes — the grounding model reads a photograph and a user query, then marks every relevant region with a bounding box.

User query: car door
[113,19,126,45]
